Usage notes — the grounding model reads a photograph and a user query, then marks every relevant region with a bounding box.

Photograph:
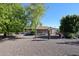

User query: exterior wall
[51,29,57,35]
[25,28,57,36]
[37,29,48,35]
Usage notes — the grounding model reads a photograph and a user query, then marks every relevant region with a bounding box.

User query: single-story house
[25,26,57,36]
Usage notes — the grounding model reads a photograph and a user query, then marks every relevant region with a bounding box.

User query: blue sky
[22,3,79,28]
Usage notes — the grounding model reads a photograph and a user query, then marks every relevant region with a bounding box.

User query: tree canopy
[0,3,45,36]
[0,4,26,36]
[25,4,45,30]
[60,15,79,38]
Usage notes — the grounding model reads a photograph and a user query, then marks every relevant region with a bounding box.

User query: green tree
[60,15,79,38]
[25,3,45,31]
[0,4,26,37]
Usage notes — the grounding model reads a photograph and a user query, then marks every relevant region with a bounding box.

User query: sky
[22,3,79,28]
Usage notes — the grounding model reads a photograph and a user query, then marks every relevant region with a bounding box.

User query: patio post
[35,24,37,39]
[48,29,50,39]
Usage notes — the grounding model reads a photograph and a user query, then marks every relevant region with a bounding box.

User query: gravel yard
[0,35,79,56]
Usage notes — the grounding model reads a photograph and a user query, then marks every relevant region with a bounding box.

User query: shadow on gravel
[36,36,60,39]
[0,36,20,42]
[67,54,79,56]
[32,39,47,41]
[57,41,79,46]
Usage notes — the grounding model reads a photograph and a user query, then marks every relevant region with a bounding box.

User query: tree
[25,3,45,31]
[0,3,45,37]
[0,4,26,37]
[60,15,79,38]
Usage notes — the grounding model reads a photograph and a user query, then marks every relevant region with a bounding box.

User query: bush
[75,32,79,38]
[68,33,77,39]
[64,33,78,39]
[31,31,35,35]
[60,15,79,39]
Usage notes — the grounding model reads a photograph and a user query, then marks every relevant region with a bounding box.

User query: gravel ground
[0,35,79,56]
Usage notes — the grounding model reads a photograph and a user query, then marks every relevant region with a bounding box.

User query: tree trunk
[4,33,7,37]
[35,29,37,38]
[48,30,50,39]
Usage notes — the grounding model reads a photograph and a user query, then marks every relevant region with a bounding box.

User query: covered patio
[25,26,57,39]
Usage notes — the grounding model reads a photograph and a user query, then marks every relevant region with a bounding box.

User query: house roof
[25,26,57,30]
[36,26,49,29]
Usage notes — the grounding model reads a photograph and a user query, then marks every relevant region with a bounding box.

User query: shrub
[60,15,79,38]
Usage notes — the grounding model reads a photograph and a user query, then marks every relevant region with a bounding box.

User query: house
[25,26,57,36]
